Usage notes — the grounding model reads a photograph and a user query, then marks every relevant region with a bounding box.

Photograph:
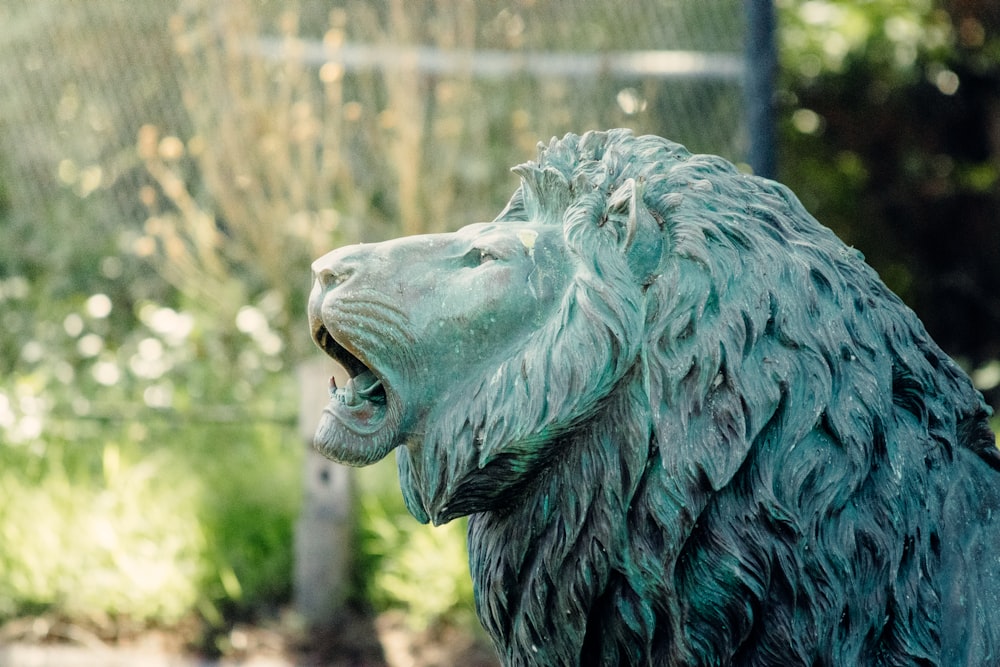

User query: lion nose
[311,247,363,292]
[313,265,351,291]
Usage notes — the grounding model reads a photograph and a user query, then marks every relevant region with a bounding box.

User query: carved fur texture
[316,129,1000,666]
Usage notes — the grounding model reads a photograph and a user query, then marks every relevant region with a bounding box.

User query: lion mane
[347,130,1000,665]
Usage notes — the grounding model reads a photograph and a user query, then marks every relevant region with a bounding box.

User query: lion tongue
[342,370,382,406]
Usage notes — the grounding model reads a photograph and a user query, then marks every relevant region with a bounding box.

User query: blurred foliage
[354,461,476,631]
[776,0,1000,400]
[0,92,302,627]
[0,260,302,627]
[0,443,204,624]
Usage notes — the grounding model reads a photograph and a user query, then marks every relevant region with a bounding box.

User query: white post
[294,357,353,624]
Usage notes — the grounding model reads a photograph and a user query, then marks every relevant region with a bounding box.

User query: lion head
[309,130,1000,665]
[308,133,667,524]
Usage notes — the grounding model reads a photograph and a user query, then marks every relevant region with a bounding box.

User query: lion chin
[310,129,1000,666]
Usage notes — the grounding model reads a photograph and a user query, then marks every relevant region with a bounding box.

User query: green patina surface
[309,130,1000,666]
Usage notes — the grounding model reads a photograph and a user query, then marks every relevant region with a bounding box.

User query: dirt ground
[0,607,500,667]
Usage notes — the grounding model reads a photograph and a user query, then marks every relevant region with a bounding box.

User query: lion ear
[606,178,665,286]
[511,164,572,225]
[493,184,528,222]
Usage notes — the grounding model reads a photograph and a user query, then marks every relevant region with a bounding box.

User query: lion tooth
[342,378,358,406]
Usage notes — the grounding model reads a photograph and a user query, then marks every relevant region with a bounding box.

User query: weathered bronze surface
[308,130,1000,666]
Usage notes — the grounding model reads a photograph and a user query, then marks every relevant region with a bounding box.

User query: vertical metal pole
[745,0,778,178]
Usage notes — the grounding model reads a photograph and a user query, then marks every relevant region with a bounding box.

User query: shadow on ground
[0,607,500,667]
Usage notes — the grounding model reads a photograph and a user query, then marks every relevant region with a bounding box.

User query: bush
[0,442,204,624]
[0,276,302,629]
[355,460,477,631]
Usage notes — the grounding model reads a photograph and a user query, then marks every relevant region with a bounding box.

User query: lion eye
[466,247,499,266]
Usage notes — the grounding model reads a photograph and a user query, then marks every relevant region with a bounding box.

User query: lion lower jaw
[313,376,403,467]
[313,407,398,466]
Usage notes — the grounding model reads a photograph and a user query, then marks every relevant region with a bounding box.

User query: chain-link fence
[0,0,755,374]
[1,0,750,248]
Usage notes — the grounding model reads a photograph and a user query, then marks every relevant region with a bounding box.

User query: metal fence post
[745,0,778,178]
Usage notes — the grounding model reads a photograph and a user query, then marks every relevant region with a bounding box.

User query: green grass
[354,459,477,631]
[0,407,301,629]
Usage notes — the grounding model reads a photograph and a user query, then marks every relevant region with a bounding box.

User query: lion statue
[308,129,1000,666]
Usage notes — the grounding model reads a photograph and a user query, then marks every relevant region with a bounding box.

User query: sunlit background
[0,0,996,664]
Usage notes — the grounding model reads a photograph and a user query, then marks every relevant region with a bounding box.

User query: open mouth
[313,324,388,418]
[309,314,403,467]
